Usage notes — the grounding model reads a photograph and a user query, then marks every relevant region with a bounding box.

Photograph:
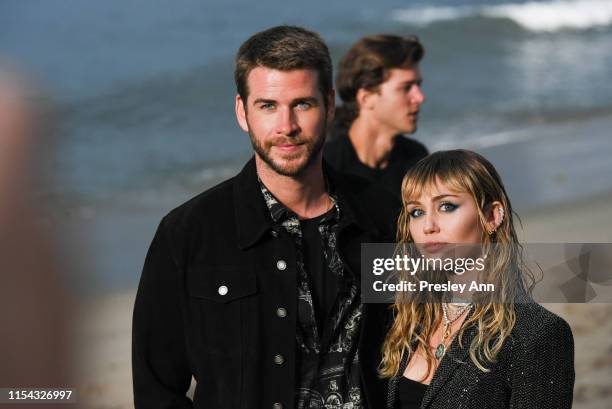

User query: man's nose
[276,107,300,136]
[410,85,425,106]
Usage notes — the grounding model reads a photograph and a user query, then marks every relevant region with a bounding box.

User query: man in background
[324,34,428,199]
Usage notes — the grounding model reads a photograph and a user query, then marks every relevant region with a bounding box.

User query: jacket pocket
[185,267,257,365]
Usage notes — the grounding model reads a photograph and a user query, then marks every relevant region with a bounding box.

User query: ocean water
[2,0,611,292]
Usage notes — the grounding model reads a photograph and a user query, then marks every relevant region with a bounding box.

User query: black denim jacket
[132,157,400,409]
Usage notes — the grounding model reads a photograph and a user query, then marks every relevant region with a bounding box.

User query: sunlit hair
[380,149,536,379]
[234,25,332,106]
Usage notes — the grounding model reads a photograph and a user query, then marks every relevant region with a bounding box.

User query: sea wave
[392,0,612,32]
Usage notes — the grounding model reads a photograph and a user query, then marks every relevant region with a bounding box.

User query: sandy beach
[5,1,610,407]
[75,192,612,409]
[519,194,612,409]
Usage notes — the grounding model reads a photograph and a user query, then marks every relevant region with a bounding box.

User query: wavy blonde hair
[380,150,536,380]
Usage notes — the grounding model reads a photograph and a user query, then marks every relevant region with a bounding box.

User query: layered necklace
[434,303,472,361]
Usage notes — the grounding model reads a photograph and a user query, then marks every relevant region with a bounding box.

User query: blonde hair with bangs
[380,150,536,380]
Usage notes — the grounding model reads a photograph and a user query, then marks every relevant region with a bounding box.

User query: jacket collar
[233,156,379,250]
[388,308,479,409]
[233,157,275,250]
[323,159,381,237]
[420,308,479,409]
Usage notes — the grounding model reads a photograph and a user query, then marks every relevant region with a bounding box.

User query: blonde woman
[380,150,574,409]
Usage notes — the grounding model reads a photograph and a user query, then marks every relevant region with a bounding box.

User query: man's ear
[326,89,336,127]
[356,87,375,111]
[235,94,249,132]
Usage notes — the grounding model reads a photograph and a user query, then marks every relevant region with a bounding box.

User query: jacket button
[272,403,283,409]
[271,230,279,238]
[273,354,285,365]
[218,285,228,296]
[276,307,287,318]
[276,260,287,271]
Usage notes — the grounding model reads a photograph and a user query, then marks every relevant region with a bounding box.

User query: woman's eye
[440,202,458,212]
[409,208,424,218]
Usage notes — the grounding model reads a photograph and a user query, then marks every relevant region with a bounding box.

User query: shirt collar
[257,176,340,226]
[233,156,378,249]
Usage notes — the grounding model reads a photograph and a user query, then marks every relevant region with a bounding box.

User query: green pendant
[435,343,446,360]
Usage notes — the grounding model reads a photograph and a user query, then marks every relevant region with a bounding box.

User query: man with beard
[324,35,428,199]
[132,26,397,409]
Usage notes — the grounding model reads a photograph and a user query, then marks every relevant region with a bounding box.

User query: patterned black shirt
[259,181,363,409]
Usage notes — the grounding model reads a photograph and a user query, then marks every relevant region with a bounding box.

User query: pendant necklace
[434,303,472,361]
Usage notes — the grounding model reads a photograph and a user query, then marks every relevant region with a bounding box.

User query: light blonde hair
[380,150,535,380]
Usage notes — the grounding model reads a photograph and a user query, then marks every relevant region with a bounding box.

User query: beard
[248,116,327,177]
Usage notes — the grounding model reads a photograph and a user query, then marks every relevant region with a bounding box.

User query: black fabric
[324,133,428,200]
[300,211,337,331]
[398,377,427,409]
[259,181,363,409]
[384,303,575,409]
[132,156,400,409]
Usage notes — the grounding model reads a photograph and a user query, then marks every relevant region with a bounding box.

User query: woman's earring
[488,207,505,235]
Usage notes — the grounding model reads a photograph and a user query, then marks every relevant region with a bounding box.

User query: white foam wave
[484,0,612,31]
[429,128,537,151]
[392,5,478,26]
[392,0,612,32]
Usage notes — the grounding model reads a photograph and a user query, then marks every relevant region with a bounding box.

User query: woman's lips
[422,242,449,253]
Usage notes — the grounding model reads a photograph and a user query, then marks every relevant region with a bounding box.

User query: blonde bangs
[401,155,480,208]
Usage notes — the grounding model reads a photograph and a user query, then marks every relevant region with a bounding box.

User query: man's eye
[260,103,275,110]
[440,202,458,212]
[296,101,312,109]
[404,81,423,92]
[409,208,424,218]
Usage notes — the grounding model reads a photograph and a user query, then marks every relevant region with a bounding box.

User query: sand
[518,192,612,409]
[75,193,612,409]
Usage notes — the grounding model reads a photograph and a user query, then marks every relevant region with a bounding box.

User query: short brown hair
[335,34,424,129]
[234,25,333,104]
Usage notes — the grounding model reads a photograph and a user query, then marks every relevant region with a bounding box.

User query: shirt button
[273,354,285,365]
[276,260,287,271]
[218,285,228,296]
[276,307,287,318]
[272,403,283,409]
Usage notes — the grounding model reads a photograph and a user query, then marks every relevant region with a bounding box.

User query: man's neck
[255,155,331,219]
[348,116,398,169]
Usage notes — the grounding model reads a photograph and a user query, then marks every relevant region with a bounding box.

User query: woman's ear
[486,201,505,234]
